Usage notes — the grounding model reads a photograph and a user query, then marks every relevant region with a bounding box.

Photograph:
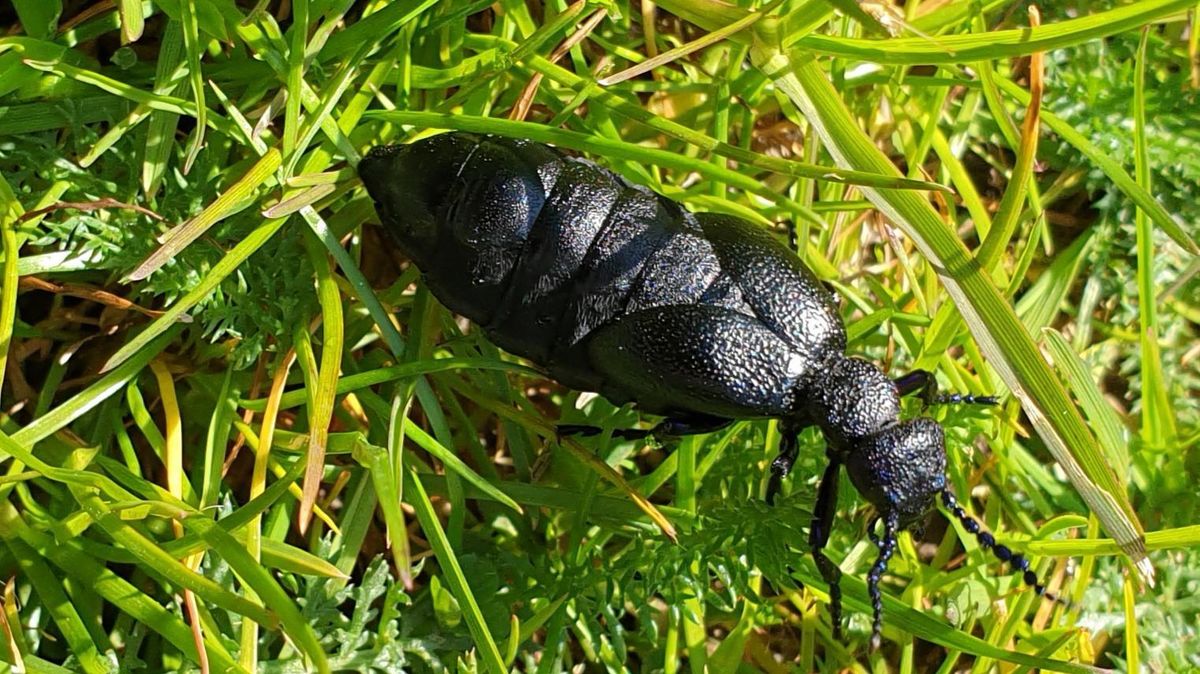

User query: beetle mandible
[358,131,1060,649]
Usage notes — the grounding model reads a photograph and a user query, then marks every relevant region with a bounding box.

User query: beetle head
[798,359,950,649]
[845,417,947,528]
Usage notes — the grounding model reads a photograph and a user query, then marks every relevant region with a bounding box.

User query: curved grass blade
[400,422,523,514]
[403,466,507,674]
[788,0,1193,64]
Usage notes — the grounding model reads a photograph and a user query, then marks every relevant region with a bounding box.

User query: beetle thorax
[798,356,902,452]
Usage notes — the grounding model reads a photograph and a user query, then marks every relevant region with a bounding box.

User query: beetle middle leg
[557,413,731,441]
[809,456,845,639]
[893,369,999,407]
[766,419,805,505]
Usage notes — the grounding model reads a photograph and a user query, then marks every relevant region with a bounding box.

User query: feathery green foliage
[0,1,1196,672]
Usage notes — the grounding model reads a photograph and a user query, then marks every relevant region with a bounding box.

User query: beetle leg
[927,391,1000,406]
[809,457,844,639]
[766,420,802,505]
[557,414,731,441]
[649,415,733,438]
[891,369,932,397]
[778,219,799,253]
[893,369,999,407]
[555,423,652,440]
[555,423,606,438]
[866,509,900,651]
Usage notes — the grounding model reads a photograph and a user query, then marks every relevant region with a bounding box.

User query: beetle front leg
[809,458,845,639]
[893,370,999,407]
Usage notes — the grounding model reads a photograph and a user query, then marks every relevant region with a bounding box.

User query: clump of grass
[0,1,1197,672]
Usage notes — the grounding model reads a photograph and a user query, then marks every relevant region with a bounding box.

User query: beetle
[358,131,1059,650]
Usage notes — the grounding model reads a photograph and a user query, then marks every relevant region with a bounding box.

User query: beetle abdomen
[360,132,845,412]
[485,157,626,365]
[360,133,563,326]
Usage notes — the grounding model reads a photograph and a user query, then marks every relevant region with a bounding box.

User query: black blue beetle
[358,131,1059,649]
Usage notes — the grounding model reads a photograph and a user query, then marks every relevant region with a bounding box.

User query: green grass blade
[240,357,537,411]
[1131,28,1177,450]
[102,217,287,373]
[299,206,407,357]
[1015,230,1095,333]
[298,228,344,530]
[6,537,109,674]
[177,0,206,173]
[1042,329,1131,483]
[260,538,347,579]
[1027,525,1200,556]
[976,19,1042,274]
[0,503,245,673]
[401,421,523,514]
[0,174,20,394]
[127,148,282,282]
[11,0,61,39]
[13,327,181,448]
[141,18,186,200]
[789,0,1193,64]
[118,0,145,42]
[403,466,507,674]
[69,486,279,628]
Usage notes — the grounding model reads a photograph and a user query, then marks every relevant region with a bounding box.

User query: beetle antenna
[940,489,1070,608]
[867,510,899,652]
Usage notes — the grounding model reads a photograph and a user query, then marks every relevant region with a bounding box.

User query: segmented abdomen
[474,143,748,391]
[359,132,843,397]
